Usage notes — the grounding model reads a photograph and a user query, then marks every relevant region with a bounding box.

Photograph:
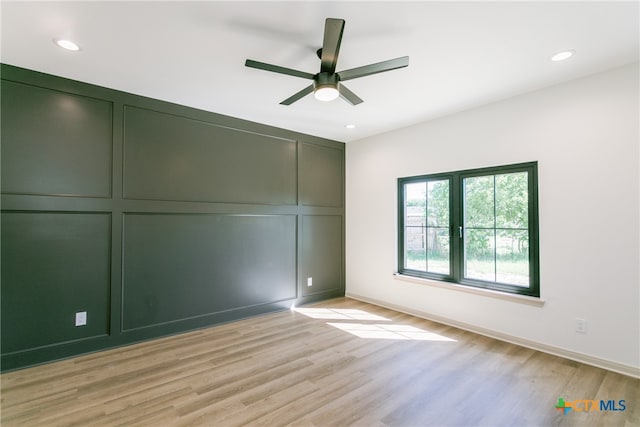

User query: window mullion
[424,184,428,273]
[451,173,462,283]
[493,175,497,283]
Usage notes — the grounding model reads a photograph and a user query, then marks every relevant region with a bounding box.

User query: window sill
[393,273,545,307]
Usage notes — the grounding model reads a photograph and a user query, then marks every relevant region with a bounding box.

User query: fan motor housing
[314,72,339,90]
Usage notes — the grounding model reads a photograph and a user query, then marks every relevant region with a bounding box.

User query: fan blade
[320,18,345,74]
[338,83,363,105]
[280,84,314,105]
[245,59,315,80]
[337,56,409,81]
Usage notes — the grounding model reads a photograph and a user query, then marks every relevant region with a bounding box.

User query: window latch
[458,226,463,238]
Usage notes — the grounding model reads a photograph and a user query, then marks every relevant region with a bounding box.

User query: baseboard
[346,292,640,379]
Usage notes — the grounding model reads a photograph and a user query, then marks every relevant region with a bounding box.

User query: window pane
[496,172,528,229]
[464,229,495,282]
[404,182,426,271]
[427,180,449,227]
[427,227,449,275]
[464,176,494,228]
[496,229,529,286]
[426,179,450,275]
[405,226,426,271]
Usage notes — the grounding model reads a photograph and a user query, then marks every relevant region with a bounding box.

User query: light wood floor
[1,297,638,426]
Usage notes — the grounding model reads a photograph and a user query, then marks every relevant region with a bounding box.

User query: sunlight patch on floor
[293,306,457,341]
[326,322,457,341]
[293,307,390,321]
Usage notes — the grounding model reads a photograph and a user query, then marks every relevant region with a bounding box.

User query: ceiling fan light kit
[313,73,340,101]
[245,18,409,106]
[314,86,339,102]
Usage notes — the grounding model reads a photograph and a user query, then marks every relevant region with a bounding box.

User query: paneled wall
[1,64,345,371]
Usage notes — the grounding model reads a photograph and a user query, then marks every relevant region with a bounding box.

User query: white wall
[346,63,639,374]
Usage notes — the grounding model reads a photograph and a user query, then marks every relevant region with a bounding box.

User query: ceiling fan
[245,18,409,106]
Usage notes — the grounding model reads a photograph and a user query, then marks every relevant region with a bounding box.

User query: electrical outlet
[307,277,313,287]
[575,318,587,334]
[75,311,87,327]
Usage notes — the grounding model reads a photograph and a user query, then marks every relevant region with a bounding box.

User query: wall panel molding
[1,212,112,354]
[121,213,297,331]
[300,142,343,208]
[123,105,298,205]
[301,215,344,297]
[1,80,113,198]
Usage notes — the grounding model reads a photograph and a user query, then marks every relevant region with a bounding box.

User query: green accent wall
[0,64,345,371]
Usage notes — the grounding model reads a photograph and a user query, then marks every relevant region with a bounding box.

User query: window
[398,162,539,297]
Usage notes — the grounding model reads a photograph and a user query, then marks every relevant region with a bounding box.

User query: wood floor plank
[1,297,637,426]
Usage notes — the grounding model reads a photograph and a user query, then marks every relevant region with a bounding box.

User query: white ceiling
[1,1,638,143]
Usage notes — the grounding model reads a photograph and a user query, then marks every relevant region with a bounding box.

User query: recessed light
[551,50,574,62]
[345,124,356,129]
[54,39,80,51]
